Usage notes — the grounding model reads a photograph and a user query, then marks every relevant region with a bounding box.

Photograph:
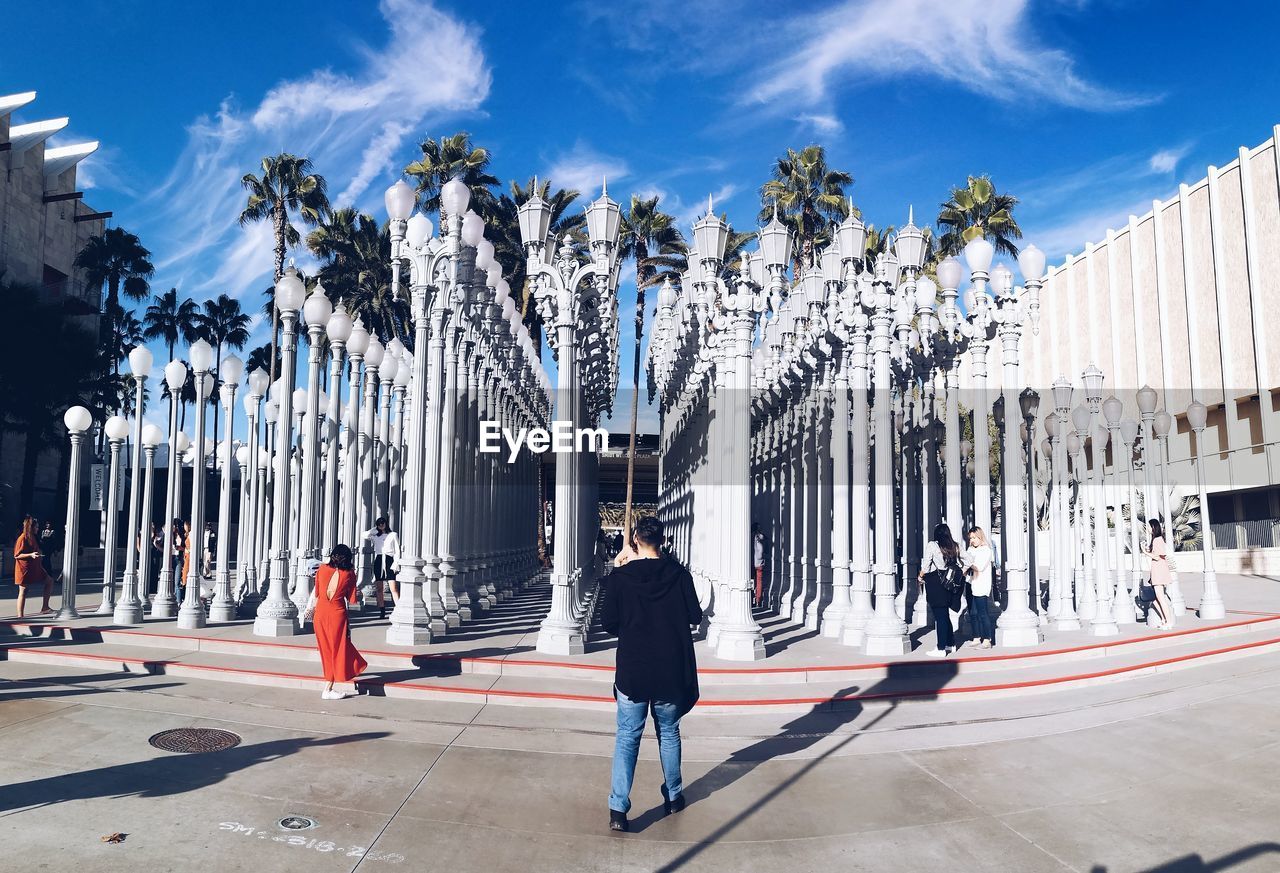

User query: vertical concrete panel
[1131,216,1164,392]
[1214,165,1257,398]
[1247,146,1280,389]
[1184,184,1224,405]
[1160,202,1193,393]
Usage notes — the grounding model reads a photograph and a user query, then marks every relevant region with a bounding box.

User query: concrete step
[3,612,1276,686]
[5,623,1280,712]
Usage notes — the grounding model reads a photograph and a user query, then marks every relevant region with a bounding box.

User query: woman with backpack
[918,523,964,658]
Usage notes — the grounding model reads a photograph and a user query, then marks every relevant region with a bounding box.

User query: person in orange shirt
[13,516,53,618]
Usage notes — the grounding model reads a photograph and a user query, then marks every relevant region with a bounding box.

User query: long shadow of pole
[1089,843,1280,872]
[652,660,959,872]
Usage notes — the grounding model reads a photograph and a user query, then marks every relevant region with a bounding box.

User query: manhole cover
[148,728,242,753]
[279,816,318,831]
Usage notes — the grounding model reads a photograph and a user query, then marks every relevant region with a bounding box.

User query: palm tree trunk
[270,205,287,386]
[623,244,651,540]
[19,427,41,510]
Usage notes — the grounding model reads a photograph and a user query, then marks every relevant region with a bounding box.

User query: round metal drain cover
[148,728,242,754]
[278,816,318,831]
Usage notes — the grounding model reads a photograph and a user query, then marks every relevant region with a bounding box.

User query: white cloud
[138,0,490,305]
[1148,146,1189,174]
[795,113,844,135]
[545,142,629,197]
[750,0,1151,112]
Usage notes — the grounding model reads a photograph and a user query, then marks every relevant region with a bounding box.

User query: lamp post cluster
[1029,372,1221,635]
[647,203,1048,659]
[516,180,622,656]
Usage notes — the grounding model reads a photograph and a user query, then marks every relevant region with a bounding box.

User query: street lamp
[254,267,306,636]
[1050,376,1079,630]
[238,366,270,615]
[1151,408,1186,615]
[97,414,130,615]
[136,423,165,607]
[1186,399,1224,619]
[115,345,153,624]
[57,406,94,620]
[1120,417,1144,597]
[294,282,333,616]
[210,353,243,622]
[323,302,352,550]
[153,359,189,619]
[178,338,215,629]
[1102,395,1135,625]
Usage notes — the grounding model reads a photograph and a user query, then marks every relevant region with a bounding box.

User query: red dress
[314,565,367,683]
[13,533,49,587]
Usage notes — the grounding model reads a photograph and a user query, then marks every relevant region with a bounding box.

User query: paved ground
[4,629,1280,873]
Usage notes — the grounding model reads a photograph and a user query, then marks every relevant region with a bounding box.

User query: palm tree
[239,154,330,383]
[143,288,200,360]
[615,195,687,534]
[759,145,854,274]
[404,132,499,226]
[245,343,278,380]
[489,177,586,349]
[74,227,154,374]
[307,210,408,345]
[100,301,145,380]
[936,175,1022,258]
[194,294,251,447]
[863,223,896,265]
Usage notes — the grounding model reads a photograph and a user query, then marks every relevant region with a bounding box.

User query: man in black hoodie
[600,515,703,833]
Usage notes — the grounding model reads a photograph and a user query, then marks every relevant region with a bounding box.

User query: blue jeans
[969,595,995,642]
[609,688,684,814]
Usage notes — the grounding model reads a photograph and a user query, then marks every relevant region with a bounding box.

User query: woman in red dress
[13,516,53,618]
[314,544,367,700]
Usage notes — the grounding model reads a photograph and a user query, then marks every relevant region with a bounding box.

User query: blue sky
[5,0,1280,436]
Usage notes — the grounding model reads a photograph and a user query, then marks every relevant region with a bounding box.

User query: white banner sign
[88,461,127,511]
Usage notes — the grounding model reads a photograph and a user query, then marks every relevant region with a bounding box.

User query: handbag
[1138,581,1157,603]
[301,588,317,623]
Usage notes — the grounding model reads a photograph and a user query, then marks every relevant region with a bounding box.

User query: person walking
[963,527,996,649]
[751,522,766,608]
[169,519,186,603]
[312,544,367,700]
[147,523,164,599]
[13,516,53,618]
[918,523,964,657]
[364,517,400,619]
[203,522,217,579]
[600,516,702,833]
[1143,519,1175,630]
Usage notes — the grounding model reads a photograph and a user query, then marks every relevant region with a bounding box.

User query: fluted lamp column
[1186,400,1224,619]
[293,284,332,622]
[57,406,94,620]
[97,414,130,614]
[179,338,216,630]
[115,346,153,624]
[152,360,189,619]
[210,354,244,622]
[254,268,307,636]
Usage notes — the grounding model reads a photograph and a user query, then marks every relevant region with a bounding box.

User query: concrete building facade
[1025,124,1280,573]
[1,90,108,528]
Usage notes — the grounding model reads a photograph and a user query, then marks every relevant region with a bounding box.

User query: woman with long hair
[364,516,400,620]
[314,544,367,700]
[1143,518,1175,630]
[918,523,964,657]
[13,516,53,617]
[963,527,996,648]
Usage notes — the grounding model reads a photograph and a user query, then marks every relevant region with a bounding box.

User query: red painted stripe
[5,634,1279,708]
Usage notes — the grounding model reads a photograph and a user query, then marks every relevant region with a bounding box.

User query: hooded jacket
[600,555,703,715]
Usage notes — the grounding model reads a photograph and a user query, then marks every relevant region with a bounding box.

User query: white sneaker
[925,649,947,658]
[321,690,338,700]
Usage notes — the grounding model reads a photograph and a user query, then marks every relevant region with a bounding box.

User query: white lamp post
[294,282,332,617]
[322,302,352,551]
[1102,395,1136,625]
[1152,409,1187,615]
[57,406,94,620]
[152,359,188,618]
[1186,400,1224,619]
[238,367,269,614]
[254,268,306,636]
[1050,376,1079,630]
[209,353,243,622]
[179,339,215,630]
[136,424,164,607]
[1070,403,1098,623]
[97,414,130,614]
[115,346,153,624]
[1119,417,1144,595]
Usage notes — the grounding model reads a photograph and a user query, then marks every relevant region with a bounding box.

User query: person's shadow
[631,660,960,864]
[0,731,390,815]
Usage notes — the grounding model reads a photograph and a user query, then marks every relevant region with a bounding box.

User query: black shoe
[609,810,628,832]
[380,608,386,620]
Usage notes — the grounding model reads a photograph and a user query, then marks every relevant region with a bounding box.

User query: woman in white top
[365,517,400,620]
[962,527,996,648]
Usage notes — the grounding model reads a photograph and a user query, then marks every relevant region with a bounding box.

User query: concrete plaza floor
[3,619,1280,873]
